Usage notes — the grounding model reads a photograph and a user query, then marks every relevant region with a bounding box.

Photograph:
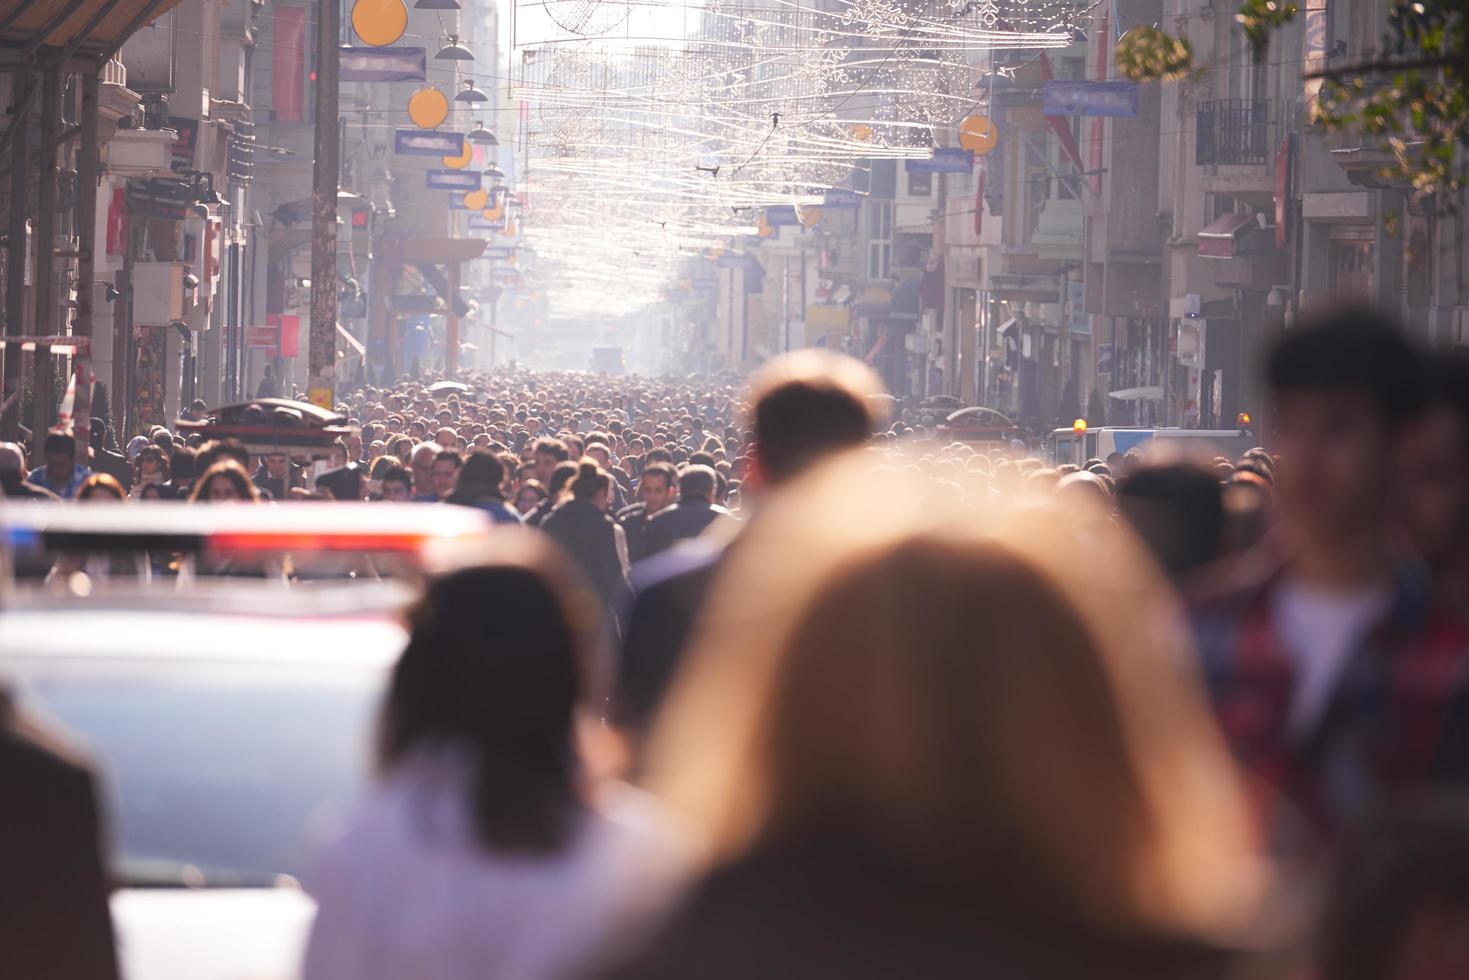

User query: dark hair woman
[302,538,683,980]
[540,460,630,608]
[188,460,260,503]
[444,449,521,524]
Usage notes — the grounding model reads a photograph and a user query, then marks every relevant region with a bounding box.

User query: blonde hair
[642,453,1266,940]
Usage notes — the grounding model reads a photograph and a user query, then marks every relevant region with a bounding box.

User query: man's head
[264,453,289,479]
[381,464,413,502]
[43,431,76,483]
[747,351,883,488]
[678,464,717,504]
[533,437,570,484]
[410,442,441,493]
[432,451,463,499]
[639,461,678,515]
[1266,309,1426,542]
[434,426,457,450]
[0,441,24,476]
[89,418,110,451]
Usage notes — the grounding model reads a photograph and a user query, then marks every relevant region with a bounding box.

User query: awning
[1109,386,1164,401]
[0,0,188,59]
[335,322,366,358]
[1198,213,1265,259]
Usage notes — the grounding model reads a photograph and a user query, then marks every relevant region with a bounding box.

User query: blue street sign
[483,246,516,259]
[904,147,974,174]
[427,169,482,190]
[395,130,466,156]
[765,206,800,227]
[1042,81,1139,118]
[340,47,426,82]
[822,188,861,208]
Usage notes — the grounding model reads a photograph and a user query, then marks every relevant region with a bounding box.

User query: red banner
[272,7,307,124]
[271,313,301,358]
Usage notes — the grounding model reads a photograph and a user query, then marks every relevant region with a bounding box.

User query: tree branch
[1304,54,1461,81]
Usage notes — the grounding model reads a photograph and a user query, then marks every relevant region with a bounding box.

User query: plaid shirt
[1189,549,1469,849]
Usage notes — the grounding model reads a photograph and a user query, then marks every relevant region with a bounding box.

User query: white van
[1046,426,1259,467]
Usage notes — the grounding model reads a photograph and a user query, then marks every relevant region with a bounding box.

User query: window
[907,170,932,196]
[867,200,893,279]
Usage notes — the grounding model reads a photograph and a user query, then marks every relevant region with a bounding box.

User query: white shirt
[1271,576,1391,737]
[302,748,686,980]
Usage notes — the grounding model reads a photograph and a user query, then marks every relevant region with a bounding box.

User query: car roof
[0,595,406,670]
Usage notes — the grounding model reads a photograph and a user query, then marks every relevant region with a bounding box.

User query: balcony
[1196,99,1271,166]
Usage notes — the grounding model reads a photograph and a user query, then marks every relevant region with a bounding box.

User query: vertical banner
[133,327,166,435]
[273,7,307,123]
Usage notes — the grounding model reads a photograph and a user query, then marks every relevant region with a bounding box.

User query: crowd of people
[6,306,1469,980]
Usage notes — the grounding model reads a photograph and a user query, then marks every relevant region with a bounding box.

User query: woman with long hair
[303,536,682,980]
[599,455,1272,980]
[188,460,259,503]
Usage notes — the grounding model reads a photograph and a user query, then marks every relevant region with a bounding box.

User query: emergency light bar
[0,503,493,559]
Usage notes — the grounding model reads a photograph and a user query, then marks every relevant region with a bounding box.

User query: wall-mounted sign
[1041,81,1140,118]
[339,46,425,82]
[426,169,482,190]
[904,147,974,174]
[395,129,465,156]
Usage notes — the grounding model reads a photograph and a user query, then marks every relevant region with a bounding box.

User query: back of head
[1266,307,1426,428]
[749,351,883,485]
[458,449,506,492]
[678,463,717,501]
[380,541,595,853]
[1116,464,1225,579]
[569,459,610,500]
[647,455,1262,941]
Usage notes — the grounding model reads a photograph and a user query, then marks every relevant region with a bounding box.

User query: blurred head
[1397,353,1469,570]
[381,464,413,502]
[379,538,598,854]
[457,450,507,499]
[189,461,259,503]
[43,431,76,483]
[515,481,547,514]
[1266,310,1425,543]
[639,462,677,516]
[432,451,463,499]
[78,473,126,502]
[569,459,612,512]
[647,456,1263,940]
[534,437,570,484]
[264,453,289,479]
[678,464,717,504]
[747,351,883,488]
[1116,464,1225,581]
[410,442,440,492]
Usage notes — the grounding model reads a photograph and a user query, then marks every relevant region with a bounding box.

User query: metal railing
[1195,99,1271,165]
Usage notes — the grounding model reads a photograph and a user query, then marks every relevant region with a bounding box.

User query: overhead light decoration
[407,87,449,129]
[505,0,1081,317]
[454,81,488,103]
[350,0,407,46]
[435,35,474,60]
[466,121,498,144]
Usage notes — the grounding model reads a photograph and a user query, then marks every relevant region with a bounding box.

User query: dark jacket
[613,537,728,730]
[616,502,651,564]
[595,832,1234,980]
[541,497,628,605]
[0,690,120,980]
[445,485,522,524]
[91,446,133,490]
[640,499,734,559]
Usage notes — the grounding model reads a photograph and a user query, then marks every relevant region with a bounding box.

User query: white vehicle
[0,506,496,980]
[1046,423,1259,468]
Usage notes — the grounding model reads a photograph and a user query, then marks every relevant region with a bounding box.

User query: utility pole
[32,59,61,444]
[72,70,100,466]
[308,0,340,410]
[3,64,31,442]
